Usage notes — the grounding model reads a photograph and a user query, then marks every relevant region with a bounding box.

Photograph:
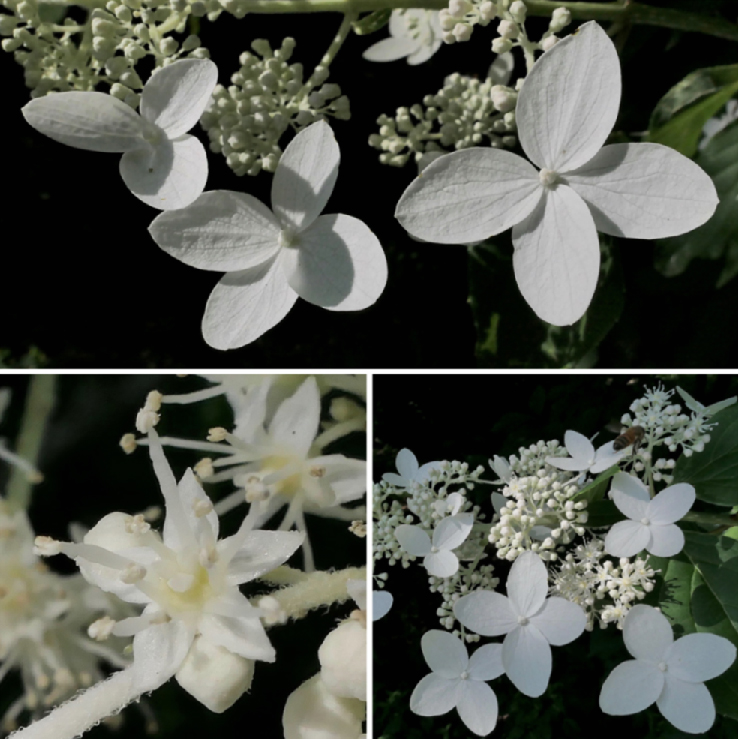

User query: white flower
[454,551,586,697]
[489,455,513,485]
[22,60,218,211]
[546,430,625,474]
[395,21,718,326]
[382,448,441,488]
[432,492,464,516]
[409,630,503,736]
[149,120,388,349]
[363,10,443,66]
[395,513,473,577]
[34,429,304,713]
[372,590,393,620]
[604,472,695,558]
[675,386,737,417]
[600,605,737,734]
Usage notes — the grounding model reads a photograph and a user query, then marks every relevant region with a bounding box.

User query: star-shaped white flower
[395,21,718,326]
[22,59,218,211]
[454,551,586,697]
[149,120,388,349]
[410,630,504,736]
[600,605,737,734]
[546,430,625,474]
[605,472,695,557]
[363,10,443,66]
[395,513,473,577]
[382,448,441,488]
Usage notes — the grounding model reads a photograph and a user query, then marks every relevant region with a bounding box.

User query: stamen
[88,616,117,642]
[120,434,137,454]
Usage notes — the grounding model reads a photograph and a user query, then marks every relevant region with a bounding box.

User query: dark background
[374,373,738,738]
[5,2,738,367]
[0,375,366,738]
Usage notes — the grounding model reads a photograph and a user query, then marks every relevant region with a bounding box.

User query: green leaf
[353,9,392,35]
[648,64,738,157]
[585,500,622,528]
[653,555,697,639]
[572,465,618,505]
[654,120,738,285]
[672,403,738,507]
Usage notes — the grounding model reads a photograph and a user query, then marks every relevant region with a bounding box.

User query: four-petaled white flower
[395,513,473,577]
[382,448,441,488]
[372,590,393,620]
[410,630,504,736]
[395,21,718,326]
[546,430,625,474]
[489,455,513,485]
[22,60,218,211]
[34,428,304,714]
[600,605,737,734]
[363,10,443,66]
[454,551,586,697]
[605,472,695,557]
[149,120,388,349]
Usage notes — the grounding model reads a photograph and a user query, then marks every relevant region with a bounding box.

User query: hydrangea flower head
[363,10,443,66]
[604,472,695,557]
[546,430,625,474]
[149,120,388,349]
[454,551,586,697]
[395,513,473,577]
[395,21,718,325]
[600,605,737,734]
[22,60,218,211]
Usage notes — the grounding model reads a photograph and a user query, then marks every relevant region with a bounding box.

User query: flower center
[517,615,529,626]
[658,662,668,672]
[430,546,439,554]
[261,453,303,497]
[460,670,469,680]
[640,517,651,526]
[279,228,300,249]
[539,168,560,189]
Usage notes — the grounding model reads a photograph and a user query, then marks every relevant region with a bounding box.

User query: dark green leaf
[654,555,697,639]
[585,500,622,528]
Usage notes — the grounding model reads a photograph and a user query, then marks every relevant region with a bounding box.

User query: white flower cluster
[550,537,656,631]
[200,37,349,177]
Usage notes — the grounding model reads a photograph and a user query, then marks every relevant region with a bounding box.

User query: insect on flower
[613,425,645,453]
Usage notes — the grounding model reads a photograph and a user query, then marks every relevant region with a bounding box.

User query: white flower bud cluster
[488,470,586,562]
[550,538,657,631]
[200,37,349,177]
[370,72,516,168]
[430,562,499,639]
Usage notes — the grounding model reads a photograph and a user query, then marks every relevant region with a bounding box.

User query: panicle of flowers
[550,537,657,631]
[200,37,349,177]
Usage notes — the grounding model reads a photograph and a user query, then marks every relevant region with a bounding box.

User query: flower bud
[540,35,558,52]
[509,1,526,22]
[550,7,571,33]
[491,36,513,54]
[490,85,517,112]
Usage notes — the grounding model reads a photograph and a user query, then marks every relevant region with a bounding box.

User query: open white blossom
[395,513,473,577]
[383,448,441,488]
[363,10,443,65]
[410,630,504,736]
[605,472,695,558]
[600,605,737,734]
[454,551,586,697]
[546,430,625,474]
[395,21,718,325]
[22,60,218,210]
[149,120,388,349]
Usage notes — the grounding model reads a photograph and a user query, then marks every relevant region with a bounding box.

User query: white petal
[647,524,685,557]
[604,520,651,558]
[623,604,673,662]
[433,513,474,551]
[140,59,218,138]
[491,493,507,513]
[590,442,626,473]
[446,492,464,516]
[506,551,548,618]
[407,38,440,66]
[611,471,651,502]
[321,457,366,504]
[280,214,387,310]
[269,377,320,456]
[198,612,275,662]
[599,659,664,715]
[395,448,420,480]
[612,488,649,521]
[530,597,586,646]
[382,472,406,486]
[657,674,716,734]
[410,674,462,716]
[148,190,280,271]
[454,591,517,637]
[467,644,504,682]
[502,624,551,698]
[347,579,366,612]
[488,51,514,86]
[516,22,621,172]
[120,134,208,210]
[373,590,393,620]
[565,143,718,238]
[647,483,696,525]
[22,92,147,152]
[456,681,499,736]
[666,633,737,683]
[512,184,600,326]
[201,251,299,350]
[563,430,594,464]
[363,36,418,62]
[421,630,468,677]
[222,530,304,585]
[395,524,432,557]
[545,456,589,471]
[272,120,339,232]
[424,549,460,578]
[417,461,442,481]
[131,620,194,692]
[162,468,217,549]
[395,149,542,244]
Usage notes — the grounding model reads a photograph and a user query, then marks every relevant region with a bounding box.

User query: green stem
[682,511,738,528]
